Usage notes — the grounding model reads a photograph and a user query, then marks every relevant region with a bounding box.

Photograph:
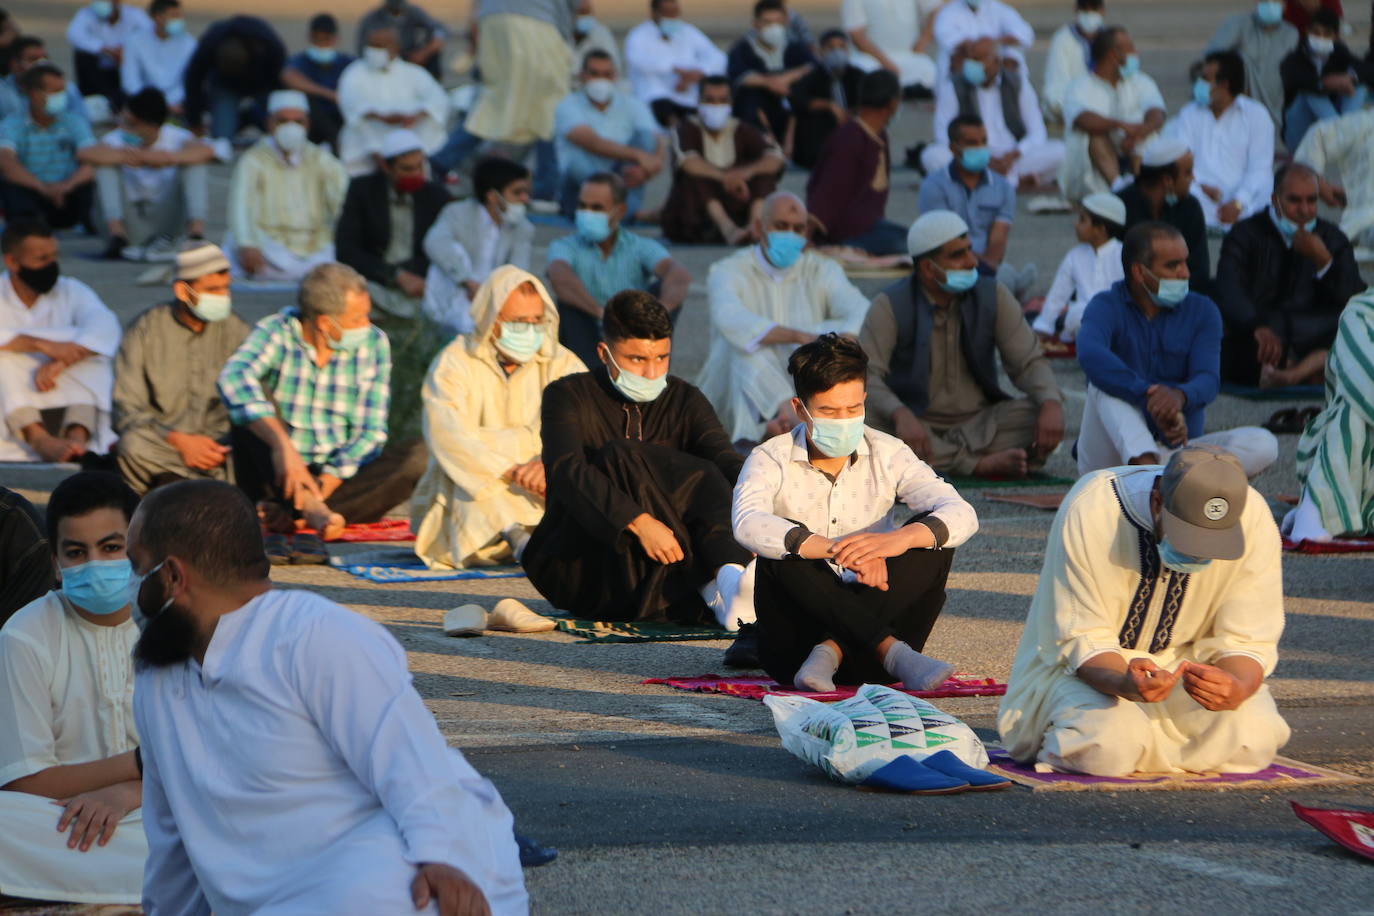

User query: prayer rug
[0,902,140,915]
[1219,382,1325,401]
[1041,340,1077,360]
[642,674,1006,701]
[329,551,525,583]
[983,746,1361,791]
[983,492,1066,511]
[1291,801,1374,862]
[555,620,731,643]
[943,472,1077,489]
[295,518,416,542]
[1282,536,1374,553]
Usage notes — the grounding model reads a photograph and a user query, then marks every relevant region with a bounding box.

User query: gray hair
[760,190,805,225]
[298,263,367,320]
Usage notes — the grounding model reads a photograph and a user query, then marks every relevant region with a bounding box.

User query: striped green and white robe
[1296,289,1374,537]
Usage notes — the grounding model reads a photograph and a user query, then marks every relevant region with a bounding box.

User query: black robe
[522,369,751,623]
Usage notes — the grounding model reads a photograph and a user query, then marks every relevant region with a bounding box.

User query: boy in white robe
[411,266,586,570]
[336,25,448,177]
[0,471,146,904]
[1032,191,1125,343]
[998,447,1290,777]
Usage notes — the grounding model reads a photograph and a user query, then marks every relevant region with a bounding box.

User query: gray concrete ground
[4,1,1374,913]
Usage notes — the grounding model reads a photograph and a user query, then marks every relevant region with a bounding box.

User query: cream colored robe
[411,266,586,569]
[226,138,348,265]
[997,467,1290,776]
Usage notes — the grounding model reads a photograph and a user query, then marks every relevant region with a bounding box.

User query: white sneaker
[443,604,489,636]
[486,598,555,633]
[1026,195,1071,214]
[142,236,180,263]
[528,199,559,215]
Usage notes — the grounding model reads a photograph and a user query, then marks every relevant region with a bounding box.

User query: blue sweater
[1077,281,1222,440]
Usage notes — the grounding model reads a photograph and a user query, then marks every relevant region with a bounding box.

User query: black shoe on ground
[723,622,761,669]
[99,236,128,260]
[905,142,928,176]
[515,832,558,867]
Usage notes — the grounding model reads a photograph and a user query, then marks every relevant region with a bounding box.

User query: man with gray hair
[218,262,425,557]
[697,190,869,444]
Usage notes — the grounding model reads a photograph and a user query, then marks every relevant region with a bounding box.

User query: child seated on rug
[1032,192,1125,345]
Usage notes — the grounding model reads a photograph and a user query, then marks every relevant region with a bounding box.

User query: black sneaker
[905,142,929,176]
[99,236,128,260]
[723,622,761,669]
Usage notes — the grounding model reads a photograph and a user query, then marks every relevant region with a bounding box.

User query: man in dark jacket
[1216,162,1364,386]
[789,28,863,168]
[1279,8,1369,150]
[334,128,449,318]
[182,15,286,141]
[1118,136,1212,296]
[522,290,753,626]
[726,0,814,145]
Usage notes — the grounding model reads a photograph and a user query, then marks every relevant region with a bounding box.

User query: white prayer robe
[1294,107,1374,253]
[0,592,145,904]
[698,248,871,443]
[932,0,1033,82]
[0,275,120,460]
[1060,70,1166,203]
[411,266,585,569]
[840,0,941,90]
[1032,239,1123,342]
[120,28,197,107]
[66,5,151,58]
[136,588,529,915]
[336,58,450,176]
[1167,96,1275,231]
[998,467,1290,776]
[624,19,727,109]
[1042,23,1092,120]
[923,71,1065,184]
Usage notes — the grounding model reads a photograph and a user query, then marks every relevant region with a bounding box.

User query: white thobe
[135,588,528,916]
[1032,239,1124,341]
[923,72,1065,184]
[336,59,450,176]
[1167,96,1275,230]
[1060,70,1166,203]
[998,467,1291,776]
[120,28,197,107]
[1042,23,1092,119]
[840,0,941,90]
[1294,107,1374,251]
[0,592,145,904]
[624,19,727,109]
[66,5,151,57]
[0,275,120,460]
[697,248,871,443]
[932,0,1033,81]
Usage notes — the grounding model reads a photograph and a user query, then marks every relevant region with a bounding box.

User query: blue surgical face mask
[187,290,232,323]
[1164,191,1180,207]
[801,404,865,459]
[495,321,545,362]
[63,558,133,616]
[306,45,338,64]
[1158,537,1212,574]
[659,18,683,39]
[1256,1,1284,25]
[1192,77,1211,107]
[576,14,597,34]
[164,17,186,36]
[604,348,668,402]
[1144,267,1189,308]
[45,91,68,116]
[91,0,114,18]
[120,129,144,147]
[328,316,370,352]
[1271,203,1316,239]
[1120,53,1141,78]
[576,208,612,243]
[938,265,979,293]
[960,145,990,173]
[764,231,805,269]
[961,58,986,86]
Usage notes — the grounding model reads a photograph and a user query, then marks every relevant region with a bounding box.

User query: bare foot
[1258,364,1285,389]
[303,502,346,540]
[28,432,81,463]
[257,500,295,534]
[972,447,1029,479]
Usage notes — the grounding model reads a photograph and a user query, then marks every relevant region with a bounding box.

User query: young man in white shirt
[624,0,728,127]
[731,333,979,691]
[65,0,152,108]
[1043,0,1105,122]
[119,0,195,117]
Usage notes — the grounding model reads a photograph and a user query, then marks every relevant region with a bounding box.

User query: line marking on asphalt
[1139,852,1288,888]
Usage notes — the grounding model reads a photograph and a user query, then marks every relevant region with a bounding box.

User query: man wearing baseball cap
[998,445,1290,776]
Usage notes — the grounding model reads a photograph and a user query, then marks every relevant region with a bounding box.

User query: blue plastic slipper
[920,750,1012,790]
[858,756,969,794]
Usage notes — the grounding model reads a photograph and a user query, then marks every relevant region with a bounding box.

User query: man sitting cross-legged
[732,334,979,691]
[411,266,586,571]
[522,290,755,629]
[998,446,1291,777]
[0,471,146,904]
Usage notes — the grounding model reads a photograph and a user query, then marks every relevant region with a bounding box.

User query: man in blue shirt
[0,64,95,230]
[0,37,88,124]
[1075,221,1277,478]
[281,14,355,151]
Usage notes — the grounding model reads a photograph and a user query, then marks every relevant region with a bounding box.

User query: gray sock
[883,641,954,691]
[794,643,840,692]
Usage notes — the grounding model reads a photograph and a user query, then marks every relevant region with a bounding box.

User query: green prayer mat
[1219,382,1325,401]
[554,618,732,643]
[942,472,1077,489]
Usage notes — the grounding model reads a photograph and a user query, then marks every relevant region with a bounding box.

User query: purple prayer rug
[984,746,1362,791]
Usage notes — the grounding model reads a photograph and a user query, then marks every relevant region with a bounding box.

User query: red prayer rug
[295,518,415,542]
[1292,801,1374,861]
[642,674,1005,702]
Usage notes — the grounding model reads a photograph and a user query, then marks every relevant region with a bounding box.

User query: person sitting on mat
[998,446,1291,777]
[731,333,978,691]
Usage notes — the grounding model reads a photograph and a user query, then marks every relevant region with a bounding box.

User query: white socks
[1281,490,1333,543]
[702,561,756,630]
[501,524,533,562]
[883,641,954,691]
[794,642,840,692]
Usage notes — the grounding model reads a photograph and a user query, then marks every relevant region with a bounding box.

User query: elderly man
[412,267,586,570]
[1216,163,1363,388]
[698,192,870,444]
[114,243,250,495]
[0,64,96,231]
[336,129,450,320]
[999,447,1290,777]
[128,479,527,914]
[1294,107,1374,260]
[624,0,728,127]
[1060,26,1165,203]
[923,37,1065,189]
[355,0,447,80]
[181,15,287,142]
[1076,222,1278,478]
[0,220,119,463]
[64,0,151,107]
[120,0,195,116]
[726,0,815,144]
[218,263,424,550]
[336,25,448,177]
[860,211,1064,480]
[423,157,535,336]
[1167,51,1274,233]
[553,50,665,220]
[1207,0,1299,139]
[841,0,941,95]
[789,29,864,169]
[661,75,785,245]
[227,90,349,283]
[282,14,356,150]
[1043,0,1105,122]
[523,290,755,628]
[546,172,691,366]
[1119,137,1212,294]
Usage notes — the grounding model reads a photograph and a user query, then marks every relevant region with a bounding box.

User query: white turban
[1082,191,1126,226]
[1139,136,1189,168]
[380,128,424,160]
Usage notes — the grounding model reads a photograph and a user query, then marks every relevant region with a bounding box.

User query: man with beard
[127,479,529,914]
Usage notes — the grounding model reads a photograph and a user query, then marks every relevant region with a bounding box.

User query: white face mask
[1308,36,1335,56]
[698,103,731,132]
[584,78,615,105]
[1076,10,1104,33]
[759,22,787,47]
[273,120,307,153]
[364,46,392,70]
[501,195,527,224]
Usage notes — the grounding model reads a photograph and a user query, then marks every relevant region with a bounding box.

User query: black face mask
[17,261,59,294]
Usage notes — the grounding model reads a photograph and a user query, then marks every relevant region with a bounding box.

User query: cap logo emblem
[1203,497,1229,521]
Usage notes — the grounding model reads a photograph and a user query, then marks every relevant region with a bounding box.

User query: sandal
[290,533,329,565]
[1263,407,1304,435]
[263,532,292,566]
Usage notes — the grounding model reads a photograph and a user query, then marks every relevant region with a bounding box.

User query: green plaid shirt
[218,309,390,479]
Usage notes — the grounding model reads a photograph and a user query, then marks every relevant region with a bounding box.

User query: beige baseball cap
[1159,445,1248,561]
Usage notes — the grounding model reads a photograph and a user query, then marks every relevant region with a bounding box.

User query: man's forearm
[3,750,140,799]
[0,333,50,354]
[1076,651,1136,700]
[247,416,294,452]
[547,264,603,318]
[658,264,691,309]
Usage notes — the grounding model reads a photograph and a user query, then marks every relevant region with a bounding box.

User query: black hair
[1310,9,1340,31]
[788,333,868,404]
[819,28,846,45]
[948,113,984,144]
[603,290,673,342]
[754,0,785,18]
[20,61,60,93]
[473,155,530,203]
[149,0,180,16]
[1090,25,1125,66]
[1085,210,1126,242]
[1122,221,1182,277]
[1075,0,1105,8]
[46,471,140,547]
[126,86,168,126]
[1,217,52,255]
[11,35,43,57]
[1203,49,1245,97]
[701,73,731,92]
[581,48,614,70]
[308,12,338,34]
[858,69,899,108]
[136,480,269,586]
[583,170,627,205]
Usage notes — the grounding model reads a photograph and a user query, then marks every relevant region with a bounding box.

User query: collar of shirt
[752,244,789,282]
[389,185,414,208]
[787,422,870,468]
[285,307,329,358]
[197,594,261,683]
[946,159,990,189]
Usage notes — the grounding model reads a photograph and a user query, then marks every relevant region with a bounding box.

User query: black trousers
[73,50,123,108]
[649,98,696,129]
[306,96,344,152]
[733,89,787,142]
[0,181,94,230]
[230,426,428,525]
[755,547,955,686]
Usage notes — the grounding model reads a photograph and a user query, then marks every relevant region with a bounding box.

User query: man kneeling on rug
[998,446,1290,777]
[731,334,978,691]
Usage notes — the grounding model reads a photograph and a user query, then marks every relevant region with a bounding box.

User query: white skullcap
[1139,136,1189,168]
[268,90,309,114]
[1082,191,1126,226]
[907,210,970,259]
[380,128,424,160]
